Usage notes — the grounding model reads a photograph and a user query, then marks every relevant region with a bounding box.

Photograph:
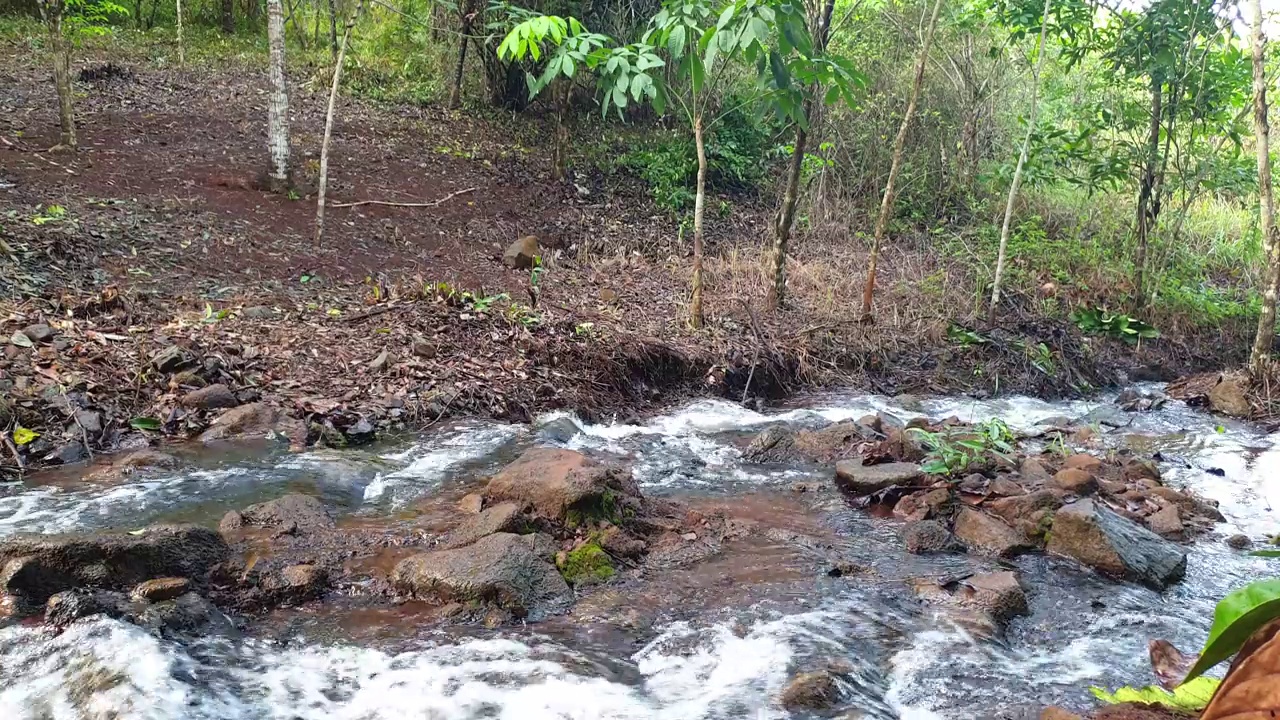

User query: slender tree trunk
[860,0,944,321]
[266,0,291,192]
[989,0,1052,322]
[176,0,185,64]
[222,0,234,32]
[691,113,707,329]
[37,0,76,149]
[1134,74,1162,311]
[551,80,569,181]
[1249,0,1279,376]
[767,0,835,310]
[315,0,366,245]
[327,0,338,62]
[448,1,472,109]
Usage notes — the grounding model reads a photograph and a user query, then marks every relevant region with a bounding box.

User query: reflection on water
[1,388,1278,719]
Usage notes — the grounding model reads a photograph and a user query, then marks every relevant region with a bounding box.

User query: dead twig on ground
[329,186,477,209]
[0,136,79,175]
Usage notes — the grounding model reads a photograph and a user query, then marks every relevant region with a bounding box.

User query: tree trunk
[767,0,834,311]
[860,0,944,321]
[176,0,185,64]
[222,0,234,33]
[448,1,472,109]
[988,0,1052,322]
[266,0,290,192]
[1249,0,1279,376]
[314,0,366,245]
[327,0,338,62]
[1133,74,1162,311]
[37,0,76,149]
[691,113,707,329]
[551,80,569,181]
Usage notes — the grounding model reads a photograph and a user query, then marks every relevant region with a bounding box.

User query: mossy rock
[564,490,620,529]
[557,542,614,586]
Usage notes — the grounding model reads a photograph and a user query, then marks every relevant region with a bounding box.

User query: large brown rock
[902,520,959,554]
[0,525,229,615]
[1146,486,1225,523]
[444,501,525,548]
[1208,372,1251,417]
[778,670,841,711]
[1052,468,1097,495]
[953,508,1032,558]
[1062,454,1103,473]
[483,448,638,524]
[199,402,300,442]
[1046,499,1187,589]
[219,493,335,535]
[909,570,1029,626]
[503,236,540,269]
[987,489,1063,526]
[181,383,239,410]
[834,461,922,496]
[391,532,572,619]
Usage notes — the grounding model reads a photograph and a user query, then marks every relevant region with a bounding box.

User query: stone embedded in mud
[181,383,239,410]
[391,532,572,620]
[444,501,525,548]
[0,524,229,615]
[778,670,841,711]
[131,577,191,602]
[483,447,639,524]
[1046,499,1187,589]
[834,460,922,496]
[1146,504,1184,539]
[220,493,335,536]
[953,508,1033,558]
[1208,372,1251,418]
[902,520,959,554]
[1052,468,1097,496]
[503,235,540,269]
[199,402,302,443]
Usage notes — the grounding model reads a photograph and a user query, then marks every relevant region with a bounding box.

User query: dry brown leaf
[1199,626,1280,720]
[1149,638,1197,690]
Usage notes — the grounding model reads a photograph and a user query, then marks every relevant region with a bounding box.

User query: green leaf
[129,417,163,431]
[768,49,790,89]
[1184,578,1280,682]
[12,426,38,445]
[1251,550,1280,558]
[748,17,769,48]
[1090,677,1220,712]
[669,24,686,56]
[563,57,576,78]
[716,4,735,29]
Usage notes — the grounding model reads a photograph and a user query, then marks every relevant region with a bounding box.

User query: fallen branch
[2,432,23,477]
[329,186,478,209]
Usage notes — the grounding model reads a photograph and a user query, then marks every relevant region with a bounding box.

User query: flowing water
[1,389,1278,720]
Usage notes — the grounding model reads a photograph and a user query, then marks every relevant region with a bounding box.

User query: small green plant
[910,419,1016,477]
[30,204,67,225]
[1071,307,1160,345]
[506,302,541,327]
[463,291,508,313]
[1012,339,1057,376]
[202,303,231,323]
[574,322,596,338]
[947,324,989,348]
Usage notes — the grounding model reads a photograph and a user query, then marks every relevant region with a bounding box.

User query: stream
[1,388,1277,719]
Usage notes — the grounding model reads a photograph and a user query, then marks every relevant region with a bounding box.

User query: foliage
[909,419,1016,477]
[1071,307,1160,345]
[12,427,39,445]
[1183,578,1280,683]
[1090,676,1221,712]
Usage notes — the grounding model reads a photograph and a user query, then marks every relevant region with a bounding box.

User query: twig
[61,385,94,461]
[0,136,79,175]
[329,186,478,209]
[2,433,23,477]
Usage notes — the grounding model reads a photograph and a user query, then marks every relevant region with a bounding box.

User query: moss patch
[557,542,615,586]
[564,490,619,529]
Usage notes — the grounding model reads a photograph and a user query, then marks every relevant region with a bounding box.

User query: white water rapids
[0,389,1277,719]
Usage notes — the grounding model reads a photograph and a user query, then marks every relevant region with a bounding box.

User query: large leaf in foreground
[1184,579,1280,682]
[1089,676,1219,712]
[1199,630,1280,719]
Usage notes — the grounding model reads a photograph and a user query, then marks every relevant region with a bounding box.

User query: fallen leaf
[1090,676,1220,711]
[1150,639,1197,689]
[1199,627,1280,719]
[12,427,39,445]
[9,331,32,348]
[129,417,162,431]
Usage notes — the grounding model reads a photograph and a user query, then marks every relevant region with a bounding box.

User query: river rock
[1226,534,1252,549]
[989,477,1026,497]
[445,501,525,548]
[1146,504,1183,539]
[1052,468,1097,495]
[87,449,180,482]
[987,490,1063,526]
[1146,486,1225,523]
[199,402,301,442]
[504,235,540,269]
[181,383,239,409]
[0,524,229,614]
[219,493,335,535]
[22,323,54,343]
[953,508,1032,558]
[903,520,959,554]
[910,571,1028,626]
[1208,372,1251,417]
[1019,457,1054,485]
[1063,454,1103,473]
[391,532,572,619]
[458,493,484,514]
[134,591,234,637]
[483,448,638,524]
[260,564,329,602]
[44,589,132,628]
[1046,499,1187,589]
[130,577,191,602]
[778,670,841,711]
[1121,458,1161,483]
[834,461,921,496]
[742,425,796,462]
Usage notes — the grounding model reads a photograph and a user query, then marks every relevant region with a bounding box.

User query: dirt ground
[0,43,1229,476]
